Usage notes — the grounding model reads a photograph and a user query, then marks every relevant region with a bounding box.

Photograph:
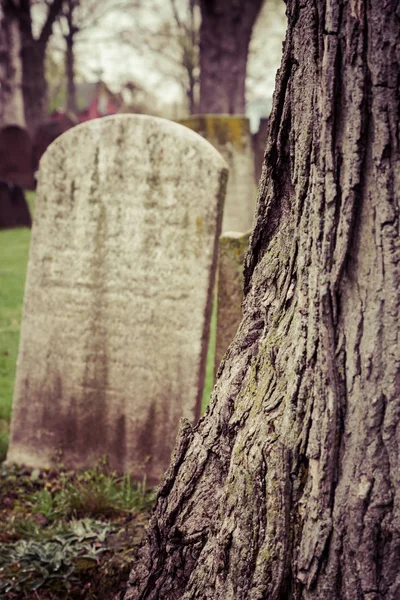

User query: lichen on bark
[125,1,400,598]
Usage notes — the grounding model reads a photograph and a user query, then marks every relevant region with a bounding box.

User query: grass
[0,192,35,461]
[202,296,217,412]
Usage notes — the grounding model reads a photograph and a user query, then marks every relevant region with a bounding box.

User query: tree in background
[120,0,272,116]
[58,0,132,116]
[0,0,25,127]
[199,0,264,113]
[63,0,78,113]
[42,0,283,119]
[17,0,64,133]
[119,0,200,115]
[124,0,400,597]
[0,1,33,229]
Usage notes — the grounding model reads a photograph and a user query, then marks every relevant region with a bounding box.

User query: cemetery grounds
[0,192,217,598]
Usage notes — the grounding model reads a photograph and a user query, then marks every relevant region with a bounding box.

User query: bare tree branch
[39,0,64,45]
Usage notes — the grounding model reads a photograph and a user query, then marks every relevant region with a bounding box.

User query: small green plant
[0,519,116,596]
[57,461,153,518]
[0,462,154,598]
[31,487,69,523]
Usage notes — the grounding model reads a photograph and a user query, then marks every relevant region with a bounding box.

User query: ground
[0,460,153,599]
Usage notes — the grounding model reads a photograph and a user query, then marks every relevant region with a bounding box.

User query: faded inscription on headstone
[8,115,228,484]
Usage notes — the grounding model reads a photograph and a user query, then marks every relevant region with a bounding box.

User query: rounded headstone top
[41,114,229,173]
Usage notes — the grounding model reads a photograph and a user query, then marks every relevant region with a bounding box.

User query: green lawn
[0,192,35,459]
[0,192,215,460]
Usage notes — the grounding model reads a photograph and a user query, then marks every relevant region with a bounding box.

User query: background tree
[0,0,25,127]
[199,0,264,113]
[63,0,78,112]
[17,0,64,133]
[119,0,279,116]
[119,0,200,115]
[57,0,132,115]
[124,0,400,598]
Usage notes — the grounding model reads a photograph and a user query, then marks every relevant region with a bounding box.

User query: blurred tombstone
[180,116,257,233]
[0,125,34,229]
[0,125,35,189]
[253,117,269,183]
[214,231,250,376]
[32,114,76,174]
[8,114,228,485]
[0,182,32,230]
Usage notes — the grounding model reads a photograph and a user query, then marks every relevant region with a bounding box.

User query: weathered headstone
[214,231,250,376]
[179,116,257,233]
[7,114,228,485]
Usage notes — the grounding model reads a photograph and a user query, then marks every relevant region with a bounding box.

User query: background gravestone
[0,182,32,230]
[214,231,250,376]
[32,114,76,175]
[7,114,228,485]
[179,116,257,233]
[0,125,34,229]
[0,125,35,189]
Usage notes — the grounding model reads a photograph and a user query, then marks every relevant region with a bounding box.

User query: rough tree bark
[198,0,264,114]
[125,0,400,598]
[18,0,64,134]
[0,0,25,127]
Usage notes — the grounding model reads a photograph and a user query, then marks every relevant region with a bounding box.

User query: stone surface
[214,231,250,375]
[179,116,257,233]
[7,114,228,485]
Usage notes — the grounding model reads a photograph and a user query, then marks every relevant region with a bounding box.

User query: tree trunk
[186,0,198,114]
[18,0,64,134]
[21,41,47,134]
[124,0,400,598]
[0,0,25,127]
[65,0,77,114]
[198,0,263,114]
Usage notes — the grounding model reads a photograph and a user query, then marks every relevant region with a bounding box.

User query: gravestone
[0,125,35,189]
[7,114,228,485]
[0,125,34,229]
[179,116,257,233]
[0,182,32,230]
[214,231,250,376]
